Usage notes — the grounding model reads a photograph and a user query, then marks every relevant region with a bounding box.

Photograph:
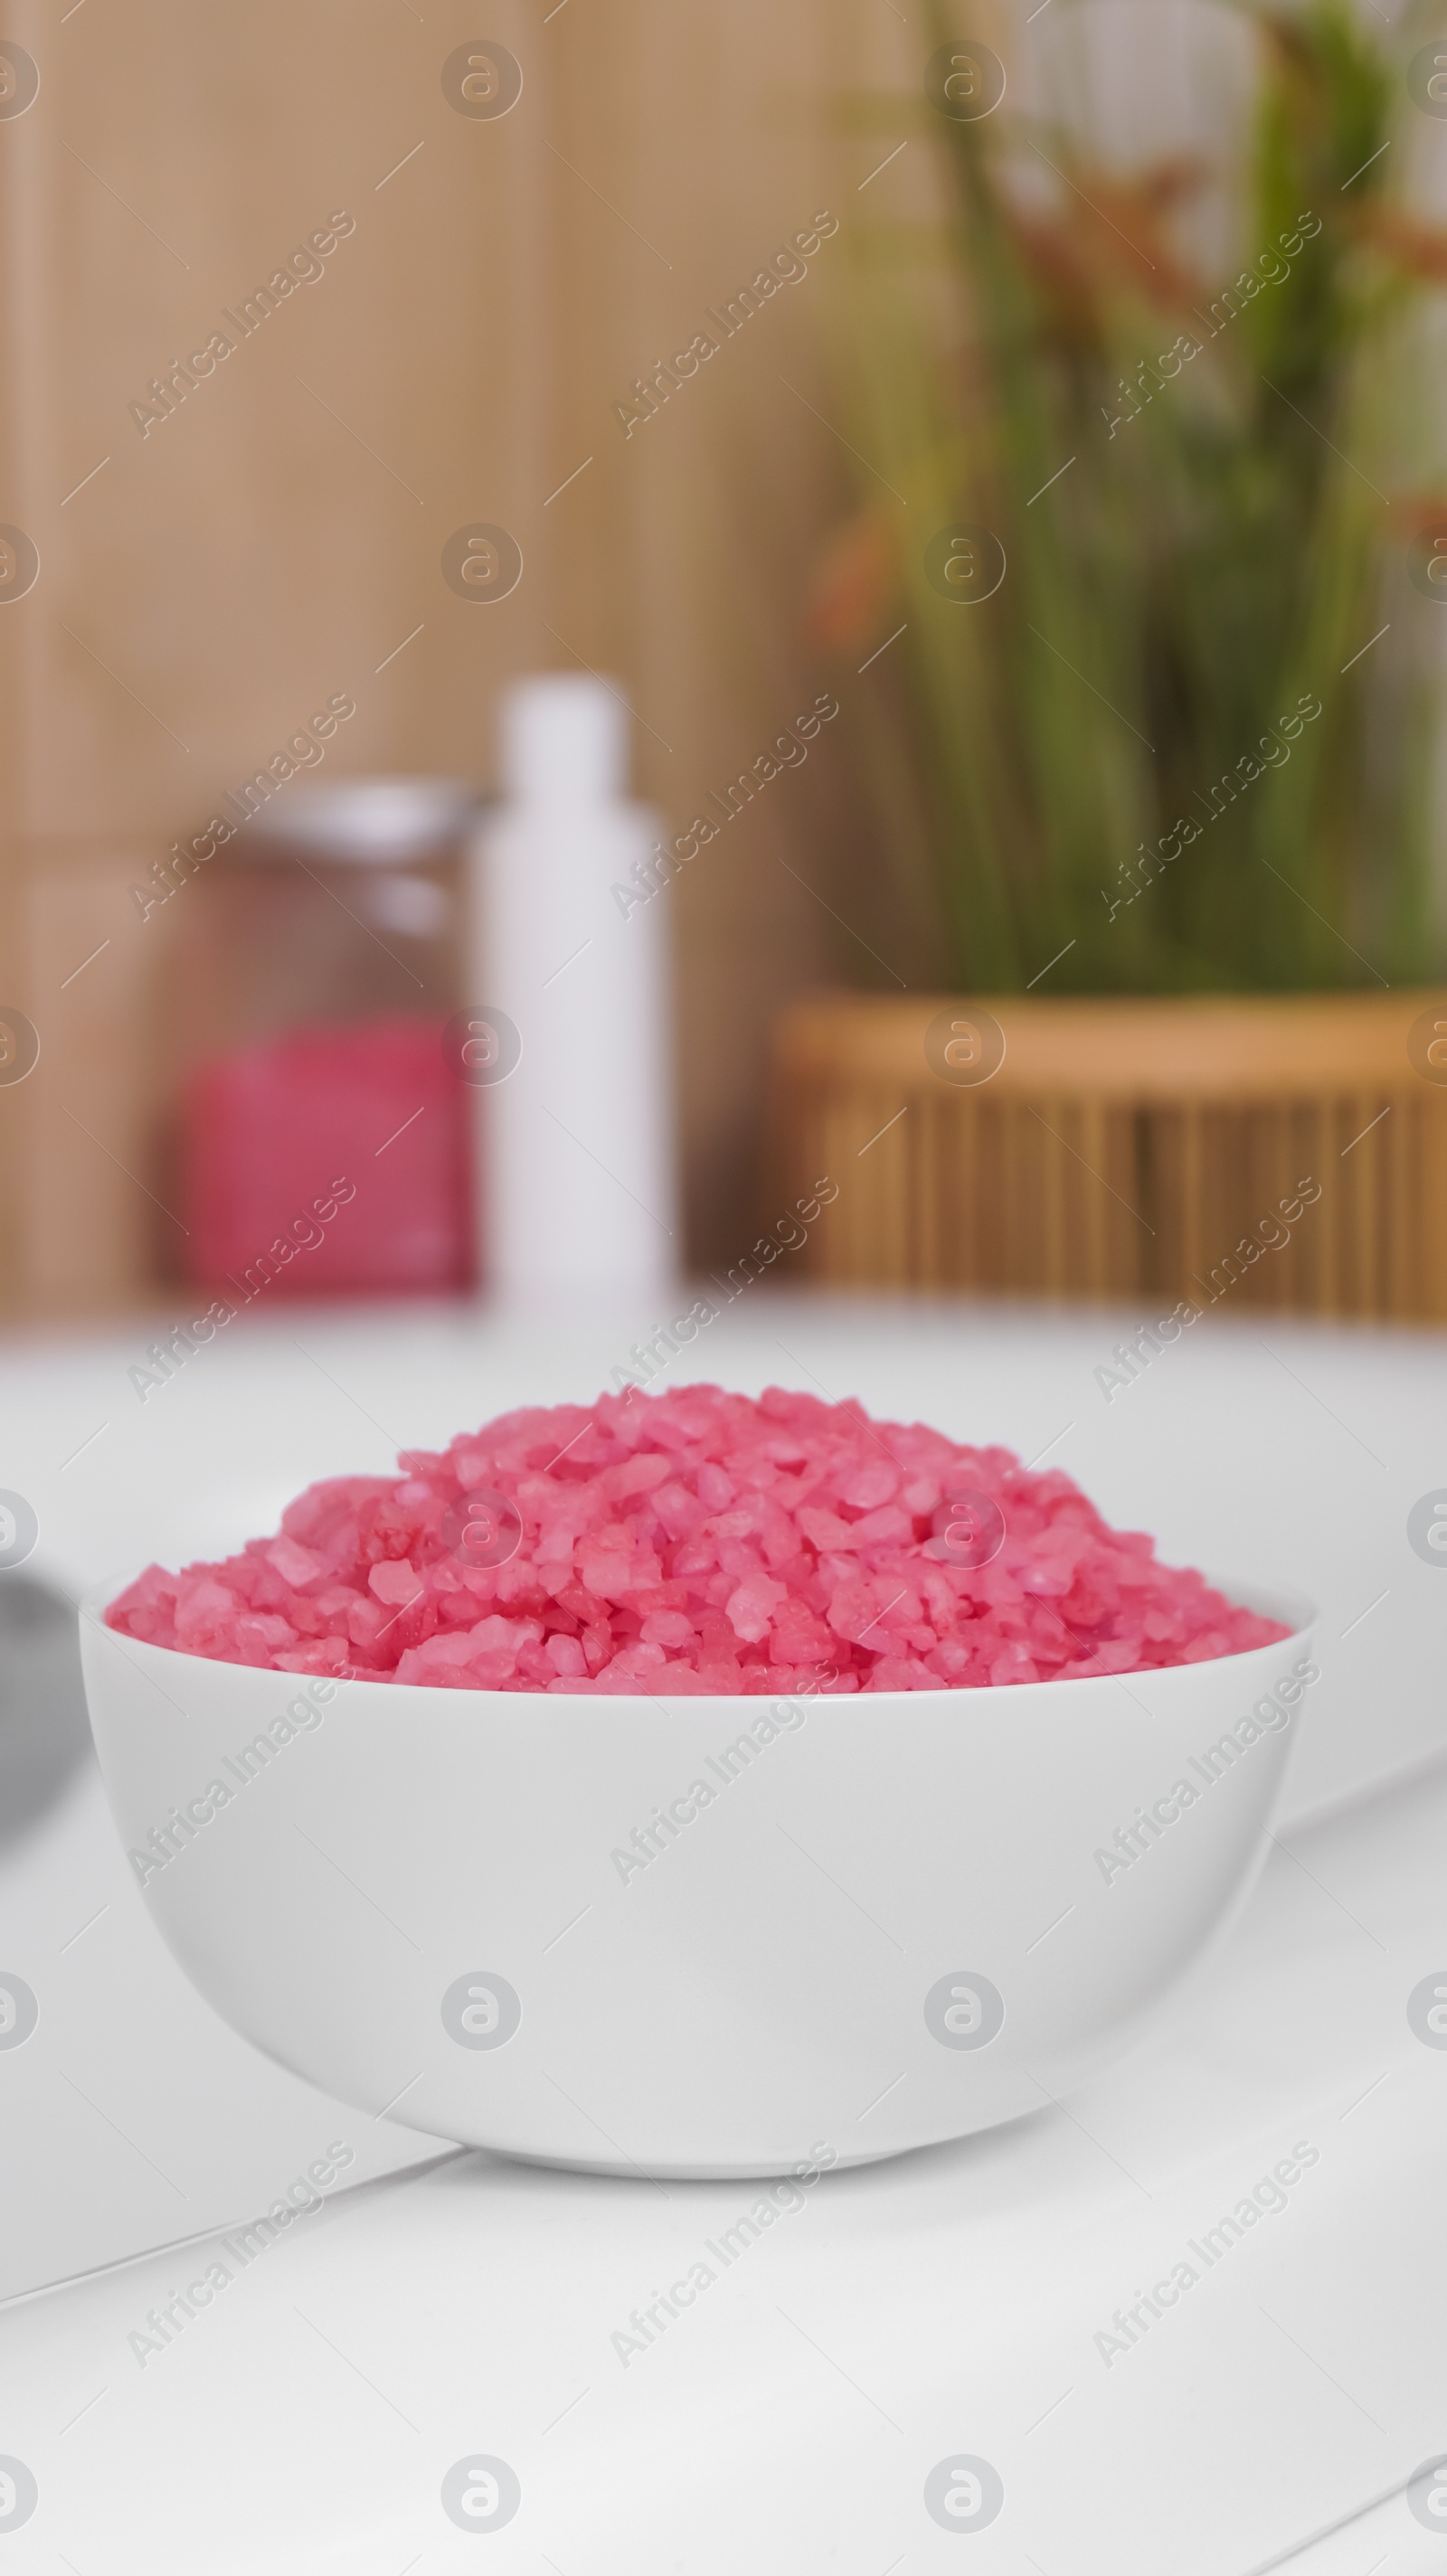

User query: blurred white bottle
[469,675,677,1302]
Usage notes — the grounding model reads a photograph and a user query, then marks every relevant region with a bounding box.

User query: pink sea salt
[106,1384,1289,1693]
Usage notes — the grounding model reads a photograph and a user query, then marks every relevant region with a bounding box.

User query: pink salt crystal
[799,1506,860,1552]
[413,1631,478,1670]
[724,1574,789,1643]
[367,1560,421,1605]
[106,1383,1291,1691]
[265,1536,325,1589]
[632,1605,684,1643]
[232,1612,298,1665]
[546,1634,587,1677]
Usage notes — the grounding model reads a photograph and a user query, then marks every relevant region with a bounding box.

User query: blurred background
[3,0,1447,1320]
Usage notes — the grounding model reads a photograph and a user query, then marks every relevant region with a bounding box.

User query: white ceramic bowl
[81,1577,1314,2180]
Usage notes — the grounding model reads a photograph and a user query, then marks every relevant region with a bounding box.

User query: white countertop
[2,1753,1443,2575]
[2,1294,1444,2569]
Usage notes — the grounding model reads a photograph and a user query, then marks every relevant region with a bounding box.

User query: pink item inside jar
[181,1016,471,1298]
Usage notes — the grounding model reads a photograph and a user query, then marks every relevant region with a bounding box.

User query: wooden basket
[771,991,1447,1317]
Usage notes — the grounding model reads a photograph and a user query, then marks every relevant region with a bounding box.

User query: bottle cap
[500,675,629,801]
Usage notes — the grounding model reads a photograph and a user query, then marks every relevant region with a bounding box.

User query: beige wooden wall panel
[545,0,932,1265]
[21,845,186,1307]
[0,0,551,1314]
[0,0,950,1313]
[5,0,553,830]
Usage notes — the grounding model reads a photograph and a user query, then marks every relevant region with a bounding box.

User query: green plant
[814,0,1447,994]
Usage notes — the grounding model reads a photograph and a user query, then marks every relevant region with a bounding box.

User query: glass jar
[161,778,478,1301]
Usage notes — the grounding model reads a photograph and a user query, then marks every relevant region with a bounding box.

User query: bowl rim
[79,1568,1318,1713]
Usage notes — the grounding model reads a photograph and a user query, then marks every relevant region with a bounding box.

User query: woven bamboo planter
[772,991,1447,1318]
